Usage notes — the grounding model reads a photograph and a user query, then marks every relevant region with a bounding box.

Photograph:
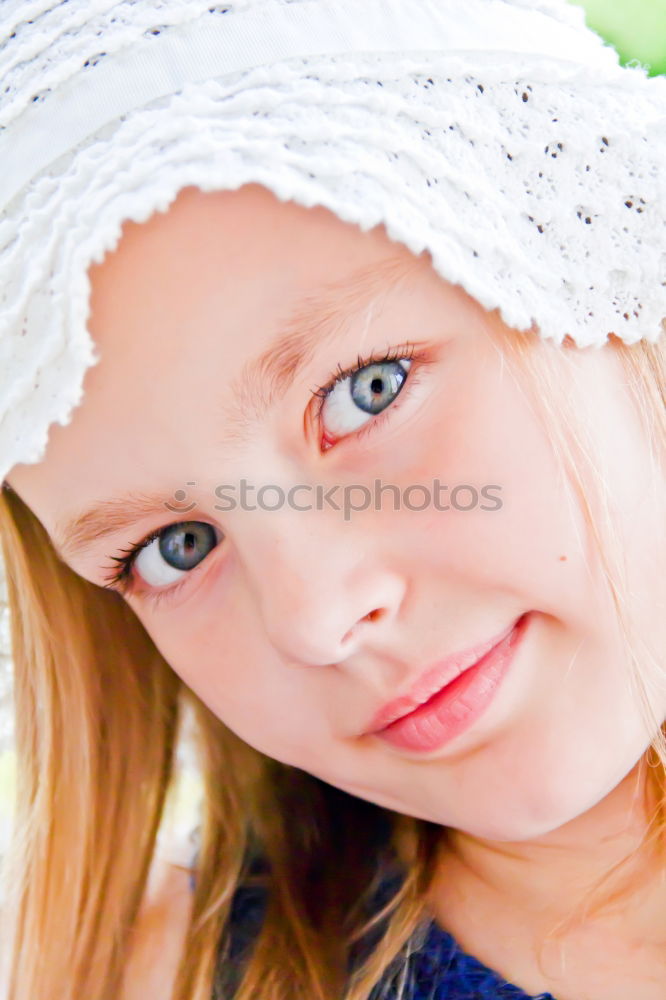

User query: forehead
[91,181,414,300]
[86,182,422,373]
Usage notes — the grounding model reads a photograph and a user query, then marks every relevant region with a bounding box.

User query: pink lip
[369,612,531,753]
[366,613,528,736]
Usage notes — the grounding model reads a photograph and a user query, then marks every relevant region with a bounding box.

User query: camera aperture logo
[164,479,503,522]
[164,481,198,513]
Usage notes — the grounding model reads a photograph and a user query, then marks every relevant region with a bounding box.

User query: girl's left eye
[101,521,220,607]
[312,346,420,447]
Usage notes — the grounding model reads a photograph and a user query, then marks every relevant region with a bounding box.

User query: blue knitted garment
[371,917,557,999]
[211,877,559,1000]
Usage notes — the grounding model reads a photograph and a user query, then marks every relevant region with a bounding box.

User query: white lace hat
[0,0,664,483]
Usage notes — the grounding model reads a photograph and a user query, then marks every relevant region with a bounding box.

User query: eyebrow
[53,491,188,562]
[53,250,424,563]
[218,250,423,446]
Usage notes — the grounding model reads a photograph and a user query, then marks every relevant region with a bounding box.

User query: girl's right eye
[102,521,220,596]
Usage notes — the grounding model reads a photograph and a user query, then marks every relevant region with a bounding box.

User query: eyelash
[100,527,195,608]
[102,342,425,605]
[103,528,171,602]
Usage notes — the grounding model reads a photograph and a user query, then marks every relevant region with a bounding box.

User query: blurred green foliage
[571,0,666,76]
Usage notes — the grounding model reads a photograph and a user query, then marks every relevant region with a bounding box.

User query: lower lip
[374,612,531,754]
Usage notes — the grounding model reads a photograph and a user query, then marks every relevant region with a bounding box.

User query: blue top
[208,871,559,1000]
[226,887,555,1000]
[371,918,558,999]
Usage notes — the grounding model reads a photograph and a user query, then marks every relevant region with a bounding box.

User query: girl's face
[7,184,665,841]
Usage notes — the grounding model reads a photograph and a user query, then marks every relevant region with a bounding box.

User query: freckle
[559,555,567,561]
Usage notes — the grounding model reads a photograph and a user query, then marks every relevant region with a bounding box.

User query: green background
[572,0,666,76]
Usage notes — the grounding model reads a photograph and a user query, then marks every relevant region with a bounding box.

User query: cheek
[444,631,657,839]
[130,581,260,709]
[133,589,329,764]
[389,383,599,632]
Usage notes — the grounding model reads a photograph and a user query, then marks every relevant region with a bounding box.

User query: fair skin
[119,854,193,1000]
[7,184,666,999]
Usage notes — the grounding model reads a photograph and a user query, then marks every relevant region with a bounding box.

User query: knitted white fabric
[0,0,664,482]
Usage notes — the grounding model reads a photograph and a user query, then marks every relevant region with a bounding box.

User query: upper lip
[364,616,523,734]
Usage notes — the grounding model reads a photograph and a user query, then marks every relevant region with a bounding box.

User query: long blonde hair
[0,324,664,1000]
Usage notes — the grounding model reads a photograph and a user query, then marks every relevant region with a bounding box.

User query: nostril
[364,608,384,623]
[342,607,385,644]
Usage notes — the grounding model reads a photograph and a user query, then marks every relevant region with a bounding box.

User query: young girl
[0,2,664,999]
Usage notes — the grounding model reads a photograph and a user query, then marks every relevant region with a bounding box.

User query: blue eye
[321,359,411,437]
[102,521,220,598]
[317,355,413,440]
[134,522,218,586]
[350,359,411,414]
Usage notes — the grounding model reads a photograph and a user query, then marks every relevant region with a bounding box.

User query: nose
[235,508,406,666]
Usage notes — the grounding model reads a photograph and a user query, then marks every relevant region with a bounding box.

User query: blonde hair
[0,324,664,1000]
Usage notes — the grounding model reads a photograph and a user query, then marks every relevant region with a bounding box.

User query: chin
[453,794,615,844]
[459,815,573,843]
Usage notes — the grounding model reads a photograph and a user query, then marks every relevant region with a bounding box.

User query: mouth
[365,612,531,753]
